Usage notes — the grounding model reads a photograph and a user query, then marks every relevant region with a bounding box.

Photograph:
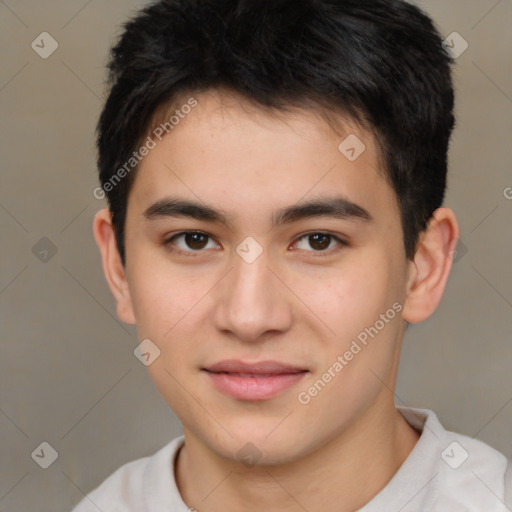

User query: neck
[175,399,420,512]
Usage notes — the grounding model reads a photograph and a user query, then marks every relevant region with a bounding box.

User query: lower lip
[203,370,308,400]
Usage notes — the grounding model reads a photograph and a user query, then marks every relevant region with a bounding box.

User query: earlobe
[92,208,136,325]
[402,207,460,324]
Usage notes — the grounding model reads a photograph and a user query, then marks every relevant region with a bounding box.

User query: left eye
[293,233,343,252]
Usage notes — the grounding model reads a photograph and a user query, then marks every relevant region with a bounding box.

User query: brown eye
[165,231,218,254]
[184,232,209,250]
[294,232,343,253]
[308,233,331,250]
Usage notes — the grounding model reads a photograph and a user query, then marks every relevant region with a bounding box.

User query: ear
[92,208,136,325]
[402,207,460,324]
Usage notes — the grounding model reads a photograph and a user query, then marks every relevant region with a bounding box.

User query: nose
[212,248,293,343]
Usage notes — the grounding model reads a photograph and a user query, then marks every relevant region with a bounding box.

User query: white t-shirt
[71,407,511,511]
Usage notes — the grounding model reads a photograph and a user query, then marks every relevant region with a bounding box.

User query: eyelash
[163,231,347,258]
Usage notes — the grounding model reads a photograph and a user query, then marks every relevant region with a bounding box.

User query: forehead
[128,89,399,230]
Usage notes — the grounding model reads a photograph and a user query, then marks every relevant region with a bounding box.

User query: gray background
[1,1,511,510]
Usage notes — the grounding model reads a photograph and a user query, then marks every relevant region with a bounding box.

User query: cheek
[289,256,393,341]
[126,254,217,379]
[289,250,405,408]
[128,261,204,410]
[127,251,207,337]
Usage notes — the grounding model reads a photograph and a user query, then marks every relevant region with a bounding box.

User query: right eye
[164,231,220,255]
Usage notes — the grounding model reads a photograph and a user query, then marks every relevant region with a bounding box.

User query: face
[121,89,412,464]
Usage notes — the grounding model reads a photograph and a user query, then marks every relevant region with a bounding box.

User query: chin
[210,423,312,467]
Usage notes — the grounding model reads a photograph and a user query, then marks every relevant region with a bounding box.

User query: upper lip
[203,360,308,375]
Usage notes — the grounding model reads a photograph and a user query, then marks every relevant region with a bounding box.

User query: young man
[75,0,511,510]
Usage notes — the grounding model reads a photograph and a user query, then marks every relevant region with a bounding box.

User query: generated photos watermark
[93,97,198,200]
[297,301,403,405]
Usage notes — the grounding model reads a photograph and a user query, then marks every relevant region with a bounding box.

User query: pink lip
[202,360,308,401]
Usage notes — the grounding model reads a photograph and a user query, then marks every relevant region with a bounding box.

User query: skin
[94,88,459,511]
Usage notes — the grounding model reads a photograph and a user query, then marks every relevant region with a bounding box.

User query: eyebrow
[142,195,372,227]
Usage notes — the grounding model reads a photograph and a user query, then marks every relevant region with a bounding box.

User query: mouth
[202,360,309,401]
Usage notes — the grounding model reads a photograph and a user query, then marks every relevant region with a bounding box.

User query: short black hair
[97,0,455,265]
